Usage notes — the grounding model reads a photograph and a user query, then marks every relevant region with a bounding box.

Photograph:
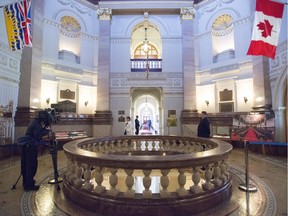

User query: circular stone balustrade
[63,135,233,216]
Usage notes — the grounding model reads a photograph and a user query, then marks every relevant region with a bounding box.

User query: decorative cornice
[198,0,235,15]
[0,74,19,84]
[111,38,131,43]
[57,0,95,15]
[234,17,250,26]
[162,38,182,43]
[211,63,239,74]
[43,18,97,40]
[99,1,194,8]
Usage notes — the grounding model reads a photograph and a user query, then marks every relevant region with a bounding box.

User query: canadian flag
[247,0,284,59]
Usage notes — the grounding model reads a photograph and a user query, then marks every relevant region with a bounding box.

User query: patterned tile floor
[0,148,287,216]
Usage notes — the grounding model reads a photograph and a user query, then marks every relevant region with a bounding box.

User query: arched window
[211,14,235,63]
[134,44,158,59]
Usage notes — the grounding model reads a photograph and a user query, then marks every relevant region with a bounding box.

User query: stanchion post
[238,140,257,192]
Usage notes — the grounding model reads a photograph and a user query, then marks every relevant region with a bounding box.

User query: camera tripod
[47,132,62,191]
[11,133,62,191]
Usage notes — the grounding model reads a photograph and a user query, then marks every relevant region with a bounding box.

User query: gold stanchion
[238,140,257,192]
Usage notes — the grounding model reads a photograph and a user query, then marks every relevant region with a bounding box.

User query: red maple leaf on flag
[257,19,273,38]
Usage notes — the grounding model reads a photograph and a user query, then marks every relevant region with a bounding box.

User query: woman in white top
[124,116,132,135]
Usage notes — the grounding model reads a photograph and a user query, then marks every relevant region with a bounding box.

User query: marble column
[14,0,44,138]
[274,108,287,143]
[180,7,198,130]
[251,56,273,111]
[93,8,113,137]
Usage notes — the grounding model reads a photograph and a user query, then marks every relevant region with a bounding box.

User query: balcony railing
[131,58,162,72]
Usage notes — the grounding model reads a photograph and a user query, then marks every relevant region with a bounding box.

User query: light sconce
[244,97,248,103]
[205,100,209,106]
[84,101,89,107]
[46,98,50,105]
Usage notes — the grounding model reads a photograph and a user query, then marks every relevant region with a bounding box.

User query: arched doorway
[131,87,163,135]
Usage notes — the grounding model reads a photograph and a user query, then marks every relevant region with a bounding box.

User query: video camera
[37,108,60,127]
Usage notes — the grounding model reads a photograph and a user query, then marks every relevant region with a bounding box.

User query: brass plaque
[220,89,232,101]
[60,89,75,100]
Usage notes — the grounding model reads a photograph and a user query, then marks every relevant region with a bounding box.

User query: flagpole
[0,0,24,8]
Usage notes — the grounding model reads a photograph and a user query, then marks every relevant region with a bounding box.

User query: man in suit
[197,111,211,138]
[135,115,140,135]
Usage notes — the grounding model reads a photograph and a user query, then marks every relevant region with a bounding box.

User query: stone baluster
[164,140,170,151]
[123,140,129,151]
[190,167,203,193]
[88,143,93,151]
[82,164,94,191]
[159,140,163,151]
[93,166,105,193]
[107,168,119,196]
[73,162,84,188]
[68,160,77,182]
[142,169,152,198]
[136,140,142,151]
[103,141,109,153]
[220,160,229,182]
[202,164,214,190]
[179,140,185,152]
[144,140,149,151]
[124,169,135,198]
[212,162,222,187]
[93,142,99,152]
[151,140,156,151]
[171,140,177,152]
[65,159,72,180]
[160,169,170,198]
[116,140,122,152]
[109,141,116,153]
[177,168,188,196]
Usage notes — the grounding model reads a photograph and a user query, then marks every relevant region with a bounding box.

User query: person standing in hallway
[197,111,211,138]
[124,116,132,135]
[135,115,140,135]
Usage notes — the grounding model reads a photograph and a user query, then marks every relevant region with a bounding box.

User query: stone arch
[125,16,170,38]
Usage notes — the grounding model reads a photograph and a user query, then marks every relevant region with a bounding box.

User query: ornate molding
[57,0,94,15]
[97,8,112,21]
[162,37,182,43]
[111,38,131,43]
[199,0,235,15]
[43,18,97,40]
[0,53,8,66]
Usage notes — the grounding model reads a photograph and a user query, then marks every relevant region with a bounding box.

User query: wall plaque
[60,89,75,100]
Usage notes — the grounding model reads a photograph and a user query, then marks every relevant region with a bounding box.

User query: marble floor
[0,147,287,216]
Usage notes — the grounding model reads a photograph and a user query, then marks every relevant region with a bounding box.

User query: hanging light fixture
[143,27,149,79]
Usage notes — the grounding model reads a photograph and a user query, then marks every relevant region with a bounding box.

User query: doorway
[131,87,163,135]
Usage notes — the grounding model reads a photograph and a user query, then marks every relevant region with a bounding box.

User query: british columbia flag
[4,0,32,51]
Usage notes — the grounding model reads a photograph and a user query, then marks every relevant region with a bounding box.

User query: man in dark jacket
[135,115,140,135]
[197,111,211,138]
[19,110,54,191]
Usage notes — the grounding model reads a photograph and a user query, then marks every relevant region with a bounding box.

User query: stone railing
[63,135,233,216]
[131,58,162,72]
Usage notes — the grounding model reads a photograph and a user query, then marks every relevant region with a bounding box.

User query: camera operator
[18,110,55,191]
